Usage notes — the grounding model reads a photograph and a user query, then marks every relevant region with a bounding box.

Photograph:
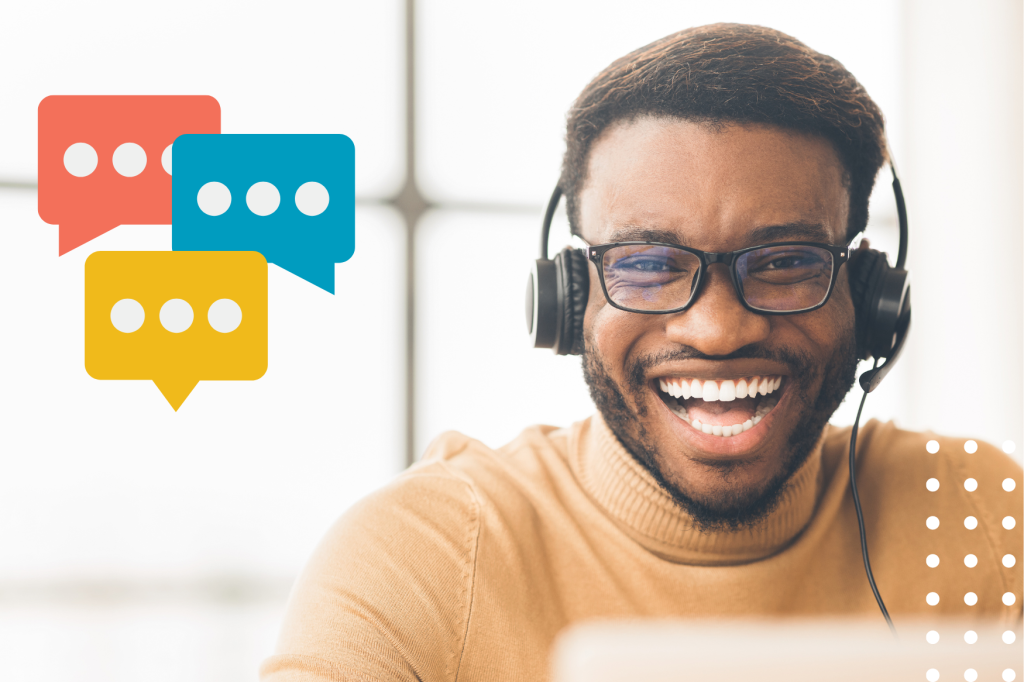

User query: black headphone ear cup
[848,248,888,360]
[848,247,910,362]
[526,259,559,349]
[553,247,590,355]
[566,248,590,355]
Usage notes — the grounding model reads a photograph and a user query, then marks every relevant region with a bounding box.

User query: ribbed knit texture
[574,415,824,564]
[261,417,1022,682]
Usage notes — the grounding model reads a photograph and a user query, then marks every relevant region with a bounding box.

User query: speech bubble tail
[278,260,336,294]
[59,222,119,256]
[154,378,200,411]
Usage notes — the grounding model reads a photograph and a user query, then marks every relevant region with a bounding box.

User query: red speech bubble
[38,96,220,255]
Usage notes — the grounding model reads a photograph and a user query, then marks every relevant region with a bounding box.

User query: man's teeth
[657,375,783,402]
[668,392,781,438]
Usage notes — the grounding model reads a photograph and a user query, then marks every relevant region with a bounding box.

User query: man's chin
[582,339,858,533]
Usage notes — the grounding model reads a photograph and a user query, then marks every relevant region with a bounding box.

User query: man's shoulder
[824,419,1022,480]
[338,421,581,539]
[822,419,1022,541]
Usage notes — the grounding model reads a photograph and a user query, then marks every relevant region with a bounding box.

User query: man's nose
[664,263,770,355]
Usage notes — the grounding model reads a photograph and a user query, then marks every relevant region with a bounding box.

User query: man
[262,24,1022,681]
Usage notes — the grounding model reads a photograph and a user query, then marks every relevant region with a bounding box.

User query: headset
[526,153,911,636]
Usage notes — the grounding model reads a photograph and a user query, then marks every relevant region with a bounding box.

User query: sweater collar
[572,414,826,565]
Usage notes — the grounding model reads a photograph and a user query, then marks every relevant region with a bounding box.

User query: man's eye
[763,256,806,270]
[613,258,677,272]
[753,252,824,271]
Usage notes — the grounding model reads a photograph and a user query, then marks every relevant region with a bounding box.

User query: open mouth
[656,376,785,438]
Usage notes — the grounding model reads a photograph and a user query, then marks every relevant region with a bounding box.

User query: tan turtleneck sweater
[260,417,1023,681]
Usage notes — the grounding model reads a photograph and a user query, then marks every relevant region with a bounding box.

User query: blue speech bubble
[171,134,354,293]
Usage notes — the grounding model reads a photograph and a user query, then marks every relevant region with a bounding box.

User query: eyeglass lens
[600,244,835,312]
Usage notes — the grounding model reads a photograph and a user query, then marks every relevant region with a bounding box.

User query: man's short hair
[561,23,887,244]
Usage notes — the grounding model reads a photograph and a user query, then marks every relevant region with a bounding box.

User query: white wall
[900,0,1023,454]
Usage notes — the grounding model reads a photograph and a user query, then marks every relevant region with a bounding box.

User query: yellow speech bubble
[85,251,268,410]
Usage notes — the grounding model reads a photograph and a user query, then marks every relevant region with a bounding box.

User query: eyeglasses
[583,240,851,315]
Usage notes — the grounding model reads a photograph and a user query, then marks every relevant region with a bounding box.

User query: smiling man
[262,24,1022,682]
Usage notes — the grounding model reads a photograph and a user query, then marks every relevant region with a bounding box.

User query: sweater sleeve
[260,462,481,682]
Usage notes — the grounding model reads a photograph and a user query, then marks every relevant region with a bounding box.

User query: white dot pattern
[926,440,940,454]
[926,554,940,568]
[927,478,940,491]
[964,440,978,454]
[964,516,978,530]
[926,592,940,606]
[964,592,978,606]
[927,516,940,530]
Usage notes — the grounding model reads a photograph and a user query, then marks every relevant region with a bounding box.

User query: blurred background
[0,0,1020,679]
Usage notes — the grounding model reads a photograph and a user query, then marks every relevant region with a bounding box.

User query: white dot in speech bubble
[208,299,242,333]
[113,142,147,177]
[247,181,280,216]
[162,144,172,175]
[295,181,330,216]
[110,299,145,333]
[160,299,193,333]
[198,182,231,216]
[64,142,98,177]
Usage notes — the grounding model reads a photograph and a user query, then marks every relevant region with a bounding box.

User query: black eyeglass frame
[581,239,852,316]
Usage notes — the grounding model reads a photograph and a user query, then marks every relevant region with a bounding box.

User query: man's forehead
[579,117,849,247]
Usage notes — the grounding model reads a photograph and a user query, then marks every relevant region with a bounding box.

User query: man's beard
[582,334,859,533]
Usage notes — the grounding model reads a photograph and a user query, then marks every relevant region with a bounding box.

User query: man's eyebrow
[746,222,834,244]
[606,226,692,245]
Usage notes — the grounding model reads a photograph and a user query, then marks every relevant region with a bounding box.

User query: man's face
[579,117,859,530]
